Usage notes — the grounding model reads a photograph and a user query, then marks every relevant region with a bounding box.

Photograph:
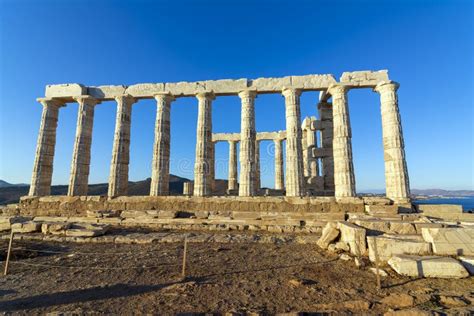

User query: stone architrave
[329,85,355,197]
[274,139,284,190]
[238,90,257,196]
[108,95,136,197]
[282,88,304,197]
[68,96,100,196]
[318,101,334,192]
[29,98,65,196]
[193,92,215,196]
[374,81,410,202]
[255,140,261,192]
[150,93,174,196]
[228,140,238,190]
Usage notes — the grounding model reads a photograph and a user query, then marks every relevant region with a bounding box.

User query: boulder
[421,227,474,256]
[367,234,431,262]
[338,222,366,256]
[388,254,469,278]
[317,222,340,249]
[11,221,41,233]
[458,256,474,275]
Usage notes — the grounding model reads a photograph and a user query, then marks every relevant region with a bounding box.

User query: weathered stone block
[317,222,339,249]
[125,83,165,97]
[367,234,431,262]
[45,83,86,97]
[421,227,474,256]
[338,222,367,256]
[41,222,71,234]
[11,221,41,233]
[389,221,417,235]
[87,85,126,99]
[340,70,389,87]
[388,254,469,278]
[458,256,474,275]
[417,204,463,220]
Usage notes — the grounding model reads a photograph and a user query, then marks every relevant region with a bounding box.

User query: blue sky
[0,0,472,191]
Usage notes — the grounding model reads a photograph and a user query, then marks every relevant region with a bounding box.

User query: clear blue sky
[0,0,472,191]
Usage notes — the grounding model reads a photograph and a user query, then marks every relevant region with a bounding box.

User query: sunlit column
[228,140,238,191]
[238,90,257,196]
[274,139,284,190]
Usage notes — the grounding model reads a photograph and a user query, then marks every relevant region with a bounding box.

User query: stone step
[388,254,469,279]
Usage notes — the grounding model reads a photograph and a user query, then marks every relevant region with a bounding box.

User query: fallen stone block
[65,223,109,237]
[316,222,339,249]
[458,256,474,275]
[417,204,463,220]
[41,222,71,235]
[338,222,366,256]
[11,221,41,233]
[351,219,390,234]
[367,234,431,262]
[156,210,178,219]
[421,227,474,256]
[335,241,350,252]
[389,221,417,235]
[369,267,388,277]
[388,254,469,278]
[413,222,443,234]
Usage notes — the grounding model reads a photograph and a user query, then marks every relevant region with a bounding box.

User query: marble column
[228,140,238,191]
[29,98,64,196]
[282,88,304,197]
[108,95,136,197]
[374,81,410,202]
[150,93,174,196]
[318,101,335,192]
[274,139,284,190]
[328,85,356,197]
[255,140,261,192]
[210,141,216,193]
[238,90,257,196]
[193,92,214,196]
[67,96,100,196]
[306,127,319,178]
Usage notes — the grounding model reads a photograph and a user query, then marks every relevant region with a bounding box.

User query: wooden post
[373,237,382,290]
[4,230,14,276]
[181,235,188,279]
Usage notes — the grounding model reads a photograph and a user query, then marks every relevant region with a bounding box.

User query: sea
[413,197,474,212]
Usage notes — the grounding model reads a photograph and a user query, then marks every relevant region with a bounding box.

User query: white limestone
[238,90,257,196]
[421,227,474,256]
[367,234,432,262]
[388,254,469,279]
[338,222,367,256]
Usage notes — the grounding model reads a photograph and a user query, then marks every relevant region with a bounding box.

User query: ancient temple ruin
[27,70,410,209]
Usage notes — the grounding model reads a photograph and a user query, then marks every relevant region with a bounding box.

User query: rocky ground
[0,231,473,315]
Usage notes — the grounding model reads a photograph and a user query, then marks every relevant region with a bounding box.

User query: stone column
[374,81,410,202]
[318,101,335,192]
[301,125,309,177]
[29,98,64,196]
[108,95,136,197]
[306,127,319,178]
[150,93,174,196]
[238,90,257,196]
[328,85,356,197]
[67,96,100,196]
[274,139,284,190]
[193,92,214,196]
[228,140,238,191]
[210,141,216,193]
[255,140,261,192]
[282,88,304,197]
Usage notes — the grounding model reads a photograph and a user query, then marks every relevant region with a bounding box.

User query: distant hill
[0,175,229,205]
[411,189,474,197]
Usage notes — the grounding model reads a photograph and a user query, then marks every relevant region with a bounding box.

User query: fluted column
[193,92,214,196]
[274,139,284,190]
[306,127,319,178]
[29,98,64,196]
[210,141,216,193]
[238,90,257,196]
[108,95,136,197]
[150,93,174,196]
[318,101,335,192]
[282,88,304,197]
[68,96,100,196]
[375,81,410,202]
[255,140,261,192]
[329,85,356,197]
[228,140,238,190]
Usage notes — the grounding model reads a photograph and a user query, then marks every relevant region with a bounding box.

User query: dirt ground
[0,231,473,315]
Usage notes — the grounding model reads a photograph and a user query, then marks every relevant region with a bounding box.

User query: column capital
[374,80,400,93]
[196,91,215,101]
[73,95,101,106]
[114,94,137,104]
[37,97,66,108]
[327,84,349,96]
[281,87,302,98]
[154,92,175,102]
[238,89,257,99]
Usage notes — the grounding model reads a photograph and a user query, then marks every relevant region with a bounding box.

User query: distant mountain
[0,180,28,188]
[411,189,474,197]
